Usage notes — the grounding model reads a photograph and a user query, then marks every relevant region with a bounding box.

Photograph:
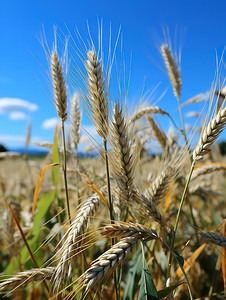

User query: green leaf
[21,192,55,264]
[138,244,159,300]
[123,250,143,300]
[52,128,60,187]
[3,256,18,275]
[157,282,185,299]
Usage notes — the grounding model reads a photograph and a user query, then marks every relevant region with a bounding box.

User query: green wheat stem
[103,138,114,223]
[166,161,195,285]
[103,138,119,300]
[62,122,71,225]
[161,239,194,300]
[75,145,80,204]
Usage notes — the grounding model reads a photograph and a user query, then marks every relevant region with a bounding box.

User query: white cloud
[0,98,38,113]
[186,111,199,118]
[42,118,60,130]
[81,125,98,138]
[0,135,26,143]
[9,112,28,120]
[80,135,91,144]
[79,125,101,146]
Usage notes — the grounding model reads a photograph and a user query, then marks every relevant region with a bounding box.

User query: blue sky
[1,0,226,151]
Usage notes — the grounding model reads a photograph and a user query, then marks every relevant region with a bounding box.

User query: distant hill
[0,144,7,152]
[7,147,98,158]
[9,147,49,156]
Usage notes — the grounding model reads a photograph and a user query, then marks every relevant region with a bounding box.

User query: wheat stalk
[82,228,159,292]
[52,196,100,291]
[193,107,226,162]
[86,49,115,229]
[198,232,226,246]
[51,49,71,224]
[0,267,54,292]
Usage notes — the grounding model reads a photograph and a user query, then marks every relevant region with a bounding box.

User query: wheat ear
[70,92,81,202]
[198,232,226,246]
[52,196,100,291]
[82,228,158,292]
[70,92,81,149]
[101,222,158,241]
[129,106,170,123]
[161,43,191,150]
[191,163,226,181]
[130,106,179,131]
[86,50,109,139]
[51,51,67,123]
[193,107,226,162]
[51,49,71,224]
[161,44,182,100]
[146,114,169,152]
[25,120,31,149]
[149,166,174,205]
[133,190,166,227]
[0,267,54,292]
[110,102,137,204]
[182,93,206,107]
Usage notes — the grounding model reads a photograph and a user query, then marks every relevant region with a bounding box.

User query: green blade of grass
[138,243,159,300]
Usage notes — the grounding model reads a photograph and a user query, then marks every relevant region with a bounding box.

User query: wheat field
[0,29,226,300]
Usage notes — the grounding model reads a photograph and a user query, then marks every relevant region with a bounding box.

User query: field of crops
[0,31,226,300]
